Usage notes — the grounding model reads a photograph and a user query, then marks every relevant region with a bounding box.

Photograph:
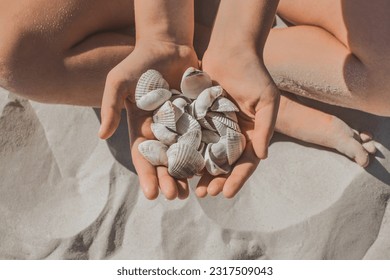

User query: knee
[344,52,390,117]
[0,21,62,102]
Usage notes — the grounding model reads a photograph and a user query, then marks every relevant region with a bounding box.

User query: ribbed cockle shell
[210,97,239,112]
[151,123,178,146]
[204,143,230,176]
[135,69,170,99]
[193,86,224,119]
[180,67,213,99]
[201,130,220,144]
[136,88,172,111]
[167,143,205,178]
[207,112,241,136]
[178,129,202,149]
[152,101,178,131]
[223,128,246,165]
[138,140,168,166]
[175,112,201,135]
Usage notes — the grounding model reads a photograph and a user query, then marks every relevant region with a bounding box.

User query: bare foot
[333,125,376,168]
[274,94,376,168]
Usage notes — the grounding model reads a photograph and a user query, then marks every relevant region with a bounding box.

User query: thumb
[98,74,129,139]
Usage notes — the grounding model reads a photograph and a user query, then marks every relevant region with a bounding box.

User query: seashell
[152,101,177,131]
[135,69,170,101]
[197,117,217,131]
[178,129,202,149]
[201,129,220,144]
[167,143,205,178]
[138,140,168,166]
[180,67,213,99]
[221,111,239,123]
[210,141,228,166]
[136,88,172,111]
[222,128,246,165]
[193,86,224,119]
[171,96,189,114]
[198,142,207,155]
[204,143,231,176]
[170,89,182,95]
[207,112,241,136]
[151,123,178,146]
[210,97,239,112]
[187,101,196,117]
[175,112,201,135]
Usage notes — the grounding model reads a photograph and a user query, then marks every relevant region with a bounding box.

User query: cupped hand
[196,49,280,198]
[99,40,199,200]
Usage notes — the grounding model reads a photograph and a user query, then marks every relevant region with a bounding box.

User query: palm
[197,50,280,198]
[100,40,199,200]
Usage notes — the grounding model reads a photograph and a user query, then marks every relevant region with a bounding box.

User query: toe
[360,131,373,142]
[362,141,377,154]
[354,149,369,167]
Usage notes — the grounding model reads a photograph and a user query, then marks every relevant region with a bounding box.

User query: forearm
[135,0,194,45]
[209,0,279,53]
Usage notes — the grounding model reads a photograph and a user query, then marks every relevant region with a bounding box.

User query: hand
[99,40,199,200]
[196,48,280,198]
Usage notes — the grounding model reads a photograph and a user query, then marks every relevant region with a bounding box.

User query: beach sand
[0,87,389,259]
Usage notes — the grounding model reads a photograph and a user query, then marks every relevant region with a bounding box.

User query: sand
[0,86,389,259]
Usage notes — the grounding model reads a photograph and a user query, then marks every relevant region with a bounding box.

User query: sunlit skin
[0,0,387,199]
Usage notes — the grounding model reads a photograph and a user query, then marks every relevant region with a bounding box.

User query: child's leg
[0,0,135,106]
[276,94,376,167]
[263,0,390,116]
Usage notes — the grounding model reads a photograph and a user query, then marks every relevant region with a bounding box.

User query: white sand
[0,87,389,259]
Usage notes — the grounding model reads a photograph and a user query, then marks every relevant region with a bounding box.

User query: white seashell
[194,86,224,119]
[221,111,239,123]
[207,112,241,136]
[210,97,239,112]
[152,101,177,131]
[180,67,213,99]
[178,130,202,149]
[138,140,168,166]
[136,88,172,111]
[175,112,201,135]
[210,141,228,166]
[172,103,185,121]
[198,142,207,155]
[171,96,189,115]
[135,70,169,101]
[167,143,205,178]
[170,89,182,95]
[197,117,217,131]
[201,129,220,144]
[187,101,196,117]
[223,128,246,165]
[151,123,178,146]
[204,143,230,176]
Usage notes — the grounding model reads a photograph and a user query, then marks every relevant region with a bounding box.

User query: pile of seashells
[136,67,246,179]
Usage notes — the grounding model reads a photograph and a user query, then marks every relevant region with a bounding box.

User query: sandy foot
[334,129,376,167]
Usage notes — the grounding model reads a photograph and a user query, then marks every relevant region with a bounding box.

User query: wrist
[136,29,193,47]
[205,41,262,68]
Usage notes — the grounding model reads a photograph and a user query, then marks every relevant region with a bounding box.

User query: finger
[99,76,128,139]
[131,138,159,200]
[223,142,260,199]
[207,175,229,196]
[157,166,178,200]
[253,94,280,159]
[176,178,190,200]
[196,174,210,198]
